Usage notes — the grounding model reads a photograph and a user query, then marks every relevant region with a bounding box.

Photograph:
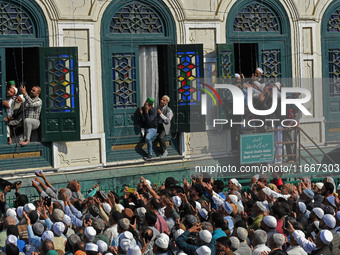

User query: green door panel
[0,48,6,144]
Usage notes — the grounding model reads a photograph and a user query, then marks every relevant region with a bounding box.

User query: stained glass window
[112,53,137,108]
[0,2,34,35]
[44,55,76,113]
[261,49,281,79]
[110,3,163,34]
[233,3,279,32]
[328,49,340,97]
[327,8,340,32]
[219,50,233,78]
[177,51,200,106]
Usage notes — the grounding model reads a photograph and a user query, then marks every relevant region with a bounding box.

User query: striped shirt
[24,94,42,120]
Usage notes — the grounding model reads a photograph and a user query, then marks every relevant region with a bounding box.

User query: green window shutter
[258,42,284,79]
[167,44,205,132]
[39,47,80,142]
[0,48,6,144]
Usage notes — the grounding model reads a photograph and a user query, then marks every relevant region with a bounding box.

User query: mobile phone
[127,188,135,193]
[44,197,52,207]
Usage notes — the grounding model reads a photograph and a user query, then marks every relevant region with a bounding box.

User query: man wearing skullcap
[252,230,271,255]
[137,97,158,160]
[320,214,340,255]
[155,95,173,158]
[52,222,67,252]
[261,215,278,244]
[286,229,307,255]
[247,202,266,231]
[235,227,251,255]
[268,234,286,253]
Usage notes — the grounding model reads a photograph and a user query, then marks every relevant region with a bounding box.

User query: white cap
[120,238,132,251]
[263,215,277,229]
[313,207,324,219]
[199,208,209,220]
[303,188,314,199]
[228,195,238,204]
[229,236,240,250]
[63,214,71,226]
[272,234,285,247]
[6,208,17,218]
[173,196,182,208]
[222,201,233,214]
[256,201,267,212]
[195,201,202,210]
[236,227,248,241]
[85,243,98,252]
[298,202,306,214]
[117,203,125,211]
[97,240,108,253]
[53,222,65,236]
[230,179,242,189]
[24,203,36,213]
[315,182,324,190]
[323,214,336,229]
[102,203,112,215]
[320,230,333,245]
[121,231,134,240]
[127,245,142,255]
[235,73,241,78]
[42,230,54,242]
[145,179,152,188]
[199,230,212,243]
[155,236,169,249]
[174,229,185,239]
[84,226,96,241]
[6,234,18,245]
[256,67,264,74]
[136,207,146,218]
[236,201,244,214]
[159,233,170,243]
[274,82,281,90]
[17,206,24,218]
[327,196,336,207]
[196,246,211,255]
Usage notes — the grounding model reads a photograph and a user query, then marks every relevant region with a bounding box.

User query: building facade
[0,0,339,190]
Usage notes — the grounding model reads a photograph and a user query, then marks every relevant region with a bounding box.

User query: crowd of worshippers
[1,172,340,255]
[2,81,42,146]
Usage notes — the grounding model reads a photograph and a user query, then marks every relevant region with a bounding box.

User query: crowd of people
[1,171,340,255]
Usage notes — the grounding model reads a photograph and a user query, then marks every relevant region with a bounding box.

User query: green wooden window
[217,44,235,79]
[40,47,80,142]
[233,3,279,32]
[260,49,281,79]
[110,3,163,34]
[0,2,34,35]
[328,49,340,97]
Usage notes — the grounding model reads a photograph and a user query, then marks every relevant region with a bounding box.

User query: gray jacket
[158,105,173,135]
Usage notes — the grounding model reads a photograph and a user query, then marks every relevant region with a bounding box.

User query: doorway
[234,43,258,78]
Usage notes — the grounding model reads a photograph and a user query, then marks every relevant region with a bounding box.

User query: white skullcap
[145,179,152,188]
[237,227,248,241]
[229,236,240,250]
[222,201,233,215]
[85,243,98,252]
[323,214,336,229]
[303,188,314,199]
[53,222,65,236]
[6,234,18,245]
[196,246,211,255]
[24,203,36,213]
[236,201,244,214]
[174,229,185,239]
[63,214,71,226]
[17,206,23,218]
[313,207,324,219]
[136,207,146,218]
[272,234,285,247]
[13,87,18,95]
[6,208,17,217]
[256,201,267,212]
[42,230,54,242]
[173,196,182,208]
[315,182,324,190]
[117,203,125,211]
[199,230,212,243]
[195,201,202,210]
[263,215,277,229]
[84,226,96,241]
[155,237,169,249]
[162,95,170,103]
[298,202,307,214]
[18,94,25,103]
[230,179,242,189]
[102,203,112,215]
[97,240,108,253]
[235,73,241,78]
[320,230,333,245]
[127,245,142,255]
[294,230,305,239]
[256,67,264,74]
[274,82,281,90]
[228,195,238,204]
[199,208,209,220]
[327,196,336,207]
[121,231,134,240]
[159,233,170,243]
[120,238,132,252]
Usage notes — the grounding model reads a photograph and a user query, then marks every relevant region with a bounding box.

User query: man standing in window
[155,96,173,158]
[138,97,157,161]
[19,85,42,147]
